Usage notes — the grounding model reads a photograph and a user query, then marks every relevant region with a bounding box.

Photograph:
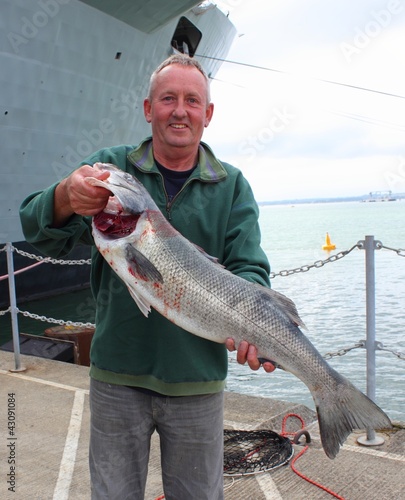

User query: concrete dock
[1,351,404,500]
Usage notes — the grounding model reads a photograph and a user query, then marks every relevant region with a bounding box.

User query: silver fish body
[88,163,391,459]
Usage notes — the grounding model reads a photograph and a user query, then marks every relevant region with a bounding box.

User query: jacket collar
[127,137,227,182]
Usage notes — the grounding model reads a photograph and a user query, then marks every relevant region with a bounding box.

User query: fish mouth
[93,210,140,239]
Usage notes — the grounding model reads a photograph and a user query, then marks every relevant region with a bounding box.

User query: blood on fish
[146,210,178,237]
[172,287,185,311]
[127,265,153,282]
[94,211,140,238]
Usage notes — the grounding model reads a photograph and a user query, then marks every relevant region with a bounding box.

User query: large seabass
[88,163,392,459]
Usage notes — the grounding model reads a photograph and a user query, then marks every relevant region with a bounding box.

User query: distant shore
[258,193,405,206]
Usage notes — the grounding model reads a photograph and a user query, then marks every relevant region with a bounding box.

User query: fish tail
[314,375,392,459]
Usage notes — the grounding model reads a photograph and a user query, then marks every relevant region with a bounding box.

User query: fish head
[90,163,150,215]
[87,163,154,240]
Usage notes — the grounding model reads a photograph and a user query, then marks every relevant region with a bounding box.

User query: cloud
[204,0,405,200]
[236,156,403,202]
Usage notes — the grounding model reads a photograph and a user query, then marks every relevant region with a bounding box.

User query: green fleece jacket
[20,138,270,395]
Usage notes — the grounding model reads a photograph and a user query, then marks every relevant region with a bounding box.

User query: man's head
[147,54,211,103]
[144,55,214,160]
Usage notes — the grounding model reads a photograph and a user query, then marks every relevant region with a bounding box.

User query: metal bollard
[357,235,384,447]
[6,242,26,372]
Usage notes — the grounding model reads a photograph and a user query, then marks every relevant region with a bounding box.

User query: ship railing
[1,237,405,444]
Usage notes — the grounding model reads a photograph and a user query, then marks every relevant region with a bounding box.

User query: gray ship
[1,0,235,304]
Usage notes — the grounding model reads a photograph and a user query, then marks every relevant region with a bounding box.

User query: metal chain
[2,240,404,356]
[270,244,360,279]
[3,310,404,360]
[18,309,95,329]
[378,243,405,257]
[8,245,91,266]
[0,307,11,317]
[323,340,405,361]
[323,341,365,359]
[378,345,405,360]
[2,239,404,274]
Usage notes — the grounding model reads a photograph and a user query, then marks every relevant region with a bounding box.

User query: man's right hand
[225,338,276,373]
[53,165,111,227]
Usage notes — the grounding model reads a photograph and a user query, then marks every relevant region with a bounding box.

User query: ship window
[171,17,202,57]
[115,52,122,60]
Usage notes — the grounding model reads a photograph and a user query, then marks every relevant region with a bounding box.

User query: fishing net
[223,429,294,476]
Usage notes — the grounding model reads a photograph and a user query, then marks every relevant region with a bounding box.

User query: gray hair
[147,54,211,103]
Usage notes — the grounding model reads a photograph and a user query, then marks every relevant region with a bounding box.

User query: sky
[202,0,405,201]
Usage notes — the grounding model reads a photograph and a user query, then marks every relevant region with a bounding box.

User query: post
[357,235,384,447]
[365,235,377,405]
[6,243,25,372]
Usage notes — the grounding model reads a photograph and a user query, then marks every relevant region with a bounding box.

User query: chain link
[0,307,11,317]
[323,341,365,359]
[378,243,405,257]
[377,345,405,360]
[270,244,360,279]
[323,340,405,361]
[18,309,95,329]
[4,245,91,266]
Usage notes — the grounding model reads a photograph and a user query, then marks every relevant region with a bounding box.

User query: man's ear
[144,98,152,123]
[205,102,214,127]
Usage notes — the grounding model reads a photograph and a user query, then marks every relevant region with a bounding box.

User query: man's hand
[53,165,111,227]
[225,338,276,373]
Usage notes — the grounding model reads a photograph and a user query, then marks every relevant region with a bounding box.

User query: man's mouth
[171,124,187,129]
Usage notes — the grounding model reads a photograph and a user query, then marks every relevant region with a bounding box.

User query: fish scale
[87,163,392,459]
[141,231,290,347]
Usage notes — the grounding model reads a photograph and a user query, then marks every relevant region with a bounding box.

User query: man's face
[144,64,214,154]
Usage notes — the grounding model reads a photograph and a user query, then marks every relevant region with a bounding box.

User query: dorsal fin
[259,286,306,329]
[192,243,225,267]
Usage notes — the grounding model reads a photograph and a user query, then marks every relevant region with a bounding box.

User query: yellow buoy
[322,232,336,251]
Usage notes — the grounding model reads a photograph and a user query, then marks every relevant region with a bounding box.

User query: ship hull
[1,0,235,304]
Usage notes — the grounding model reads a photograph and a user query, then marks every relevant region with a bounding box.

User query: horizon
[257,191,405,205]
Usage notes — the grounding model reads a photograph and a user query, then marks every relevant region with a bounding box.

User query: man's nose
[173,99,187,117]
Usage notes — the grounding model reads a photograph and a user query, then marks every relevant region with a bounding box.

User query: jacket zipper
[157,172,196,221]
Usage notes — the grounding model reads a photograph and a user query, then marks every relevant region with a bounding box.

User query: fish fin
[86,176,110,190]
[126,286,152,318]
[261,287,307,329]
[125,245,163,283]
[192,244,225,267]
[314,373,392,459]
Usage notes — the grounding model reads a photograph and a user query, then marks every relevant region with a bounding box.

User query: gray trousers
[89,378,224,500]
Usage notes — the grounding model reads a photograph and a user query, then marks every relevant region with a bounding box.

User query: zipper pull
[166,202,172,221]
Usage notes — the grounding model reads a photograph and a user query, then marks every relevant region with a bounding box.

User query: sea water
[227,200,405,421]
[1,201,404,420]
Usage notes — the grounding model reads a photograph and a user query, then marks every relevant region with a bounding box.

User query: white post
[6,243,25,372]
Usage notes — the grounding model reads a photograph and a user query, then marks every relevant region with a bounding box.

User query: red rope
[156,414,347,500]
[281,414,346,500]
[281,412,306,438]
[0,259,47,281]
[290,446,346,500]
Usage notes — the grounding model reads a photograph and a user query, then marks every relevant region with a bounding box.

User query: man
[20,54,275,499]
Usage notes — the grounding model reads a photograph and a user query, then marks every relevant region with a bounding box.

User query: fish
[87,162,392,459]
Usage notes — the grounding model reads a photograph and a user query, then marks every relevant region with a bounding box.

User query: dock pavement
[1,351,404,499]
